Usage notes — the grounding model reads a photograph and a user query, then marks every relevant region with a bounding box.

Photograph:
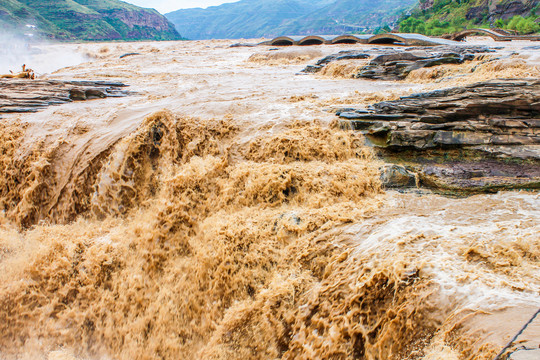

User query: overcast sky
[124,0,237,13]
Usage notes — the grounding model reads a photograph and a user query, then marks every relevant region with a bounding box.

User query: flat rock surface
[0,79,129,118]
[338,78,540,193]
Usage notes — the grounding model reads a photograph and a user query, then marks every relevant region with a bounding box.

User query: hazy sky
[124,0,237,13]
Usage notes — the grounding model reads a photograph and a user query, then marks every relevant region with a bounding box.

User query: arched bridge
[451,28,513,41]
[449,28,540,42]
[266,33,457,47]
[367,33,456,46]
[264,31,540,47]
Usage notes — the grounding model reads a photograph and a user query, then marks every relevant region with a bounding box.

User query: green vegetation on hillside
[496,14,540,33]
[0,0,181,41]
[399,0,540,36]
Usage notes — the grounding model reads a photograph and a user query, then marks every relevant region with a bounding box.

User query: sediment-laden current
[0,39,538,360]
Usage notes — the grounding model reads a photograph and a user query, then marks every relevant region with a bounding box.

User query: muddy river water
[0,39,538,360]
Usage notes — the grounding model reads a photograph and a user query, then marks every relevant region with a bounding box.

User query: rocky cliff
[0,0,181,41]
[399,0,540,35]
[466,0,538,21]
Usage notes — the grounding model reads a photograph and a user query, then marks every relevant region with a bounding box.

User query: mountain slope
[0,0,181,41]
[399,0,540,35]
[166,0,333,40]
[275,0,418,35]
[165,0,416,40]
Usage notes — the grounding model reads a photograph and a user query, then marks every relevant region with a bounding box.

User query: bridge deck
[265,31,540,46]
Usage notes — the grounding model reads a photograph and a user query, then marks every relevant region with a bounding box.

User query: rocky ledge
[337,79,540,193]
[302,46,495,80]
[0,79,129,118]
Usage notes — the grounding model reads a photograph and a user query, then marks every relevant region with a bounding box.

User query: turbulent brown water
[0,39,538,360]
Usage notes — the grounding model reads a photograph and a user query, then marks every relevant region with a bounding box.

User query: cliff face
[0,0,181,41]
[399,0,539,35]
[418,0,539,21]
[466,0,538,21]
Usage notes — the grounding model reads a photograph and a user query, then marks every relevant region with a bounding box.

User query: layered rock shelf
[0,79,129,118]
[337,79,540,193]
[303,45,495,80]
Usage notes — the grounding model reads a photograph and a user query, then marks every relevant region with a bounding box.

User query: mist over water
[0,32,88,75]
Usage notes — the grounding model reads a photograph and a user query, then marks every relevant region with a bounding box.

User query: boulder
[380,165,417,188]
[69,88,86,100]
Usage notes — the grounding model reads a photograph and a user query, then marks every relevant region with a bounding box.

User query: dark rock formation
[380,164,417,188]
[356,46,492,80]
[302,46,494,80]
[341,79,540,148]
[229,43,258,48]
[0,79,129,117]
[338,79,540,193]
[119,53,141,59]
[302,50,371,73]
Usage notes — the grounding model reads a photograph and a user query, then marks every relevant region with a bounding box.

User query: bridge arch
[336,34,372,44]
[270,36,295,46]
[298,36,326,46]
[331,35,360,44]
[368,33,406,45]
[452,28,510,41]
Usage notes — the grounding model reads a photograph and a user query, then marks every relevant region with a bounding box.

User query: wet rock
[0,79,129,117]
[85,89,107,99]
[69,88,86,100]
[418,159,540,193]
[119,52,141,59]
[229,43,257,48]
[380,165,417,188]
[301,49,395,73]
[302,65,323,73]
[302,46,493,79]
[339,78,540,193]
[312,50,371,67]
[343,79,540,149]
[357,49,477,81]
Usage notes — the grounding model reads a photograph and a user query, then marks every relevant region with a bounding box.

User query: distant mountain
[165,0,417,40]
[399,0,540,36]
[0,0,182,41]
[275,0,418,35]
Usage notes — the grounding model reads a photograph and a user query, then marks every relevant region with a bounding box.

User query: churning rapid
[0,39,539,360]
